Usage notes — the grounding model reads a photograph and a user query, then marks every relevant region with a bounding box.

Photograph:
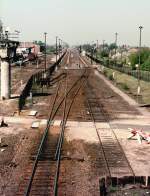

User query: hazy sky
[0,0,150,46]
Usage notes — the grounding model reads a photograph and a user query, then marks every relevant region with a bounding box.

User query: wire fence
[87,54,150,82]
[18,52,66,113]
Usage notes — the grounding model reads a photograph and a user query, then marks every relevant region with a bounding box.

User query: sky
[0,0,150,46]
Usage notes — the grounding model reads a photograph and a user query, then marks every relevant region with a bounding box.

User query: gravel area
[0,124,42,195]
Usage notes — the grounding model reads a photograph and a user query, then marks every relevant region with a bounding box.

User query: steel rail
[55,74,68,160]
[24,82,61,196]
[85,80,135,181]
[97,94,136,178]
[24,69,86,196]
[86,93,111,179]
[53,75,88,196]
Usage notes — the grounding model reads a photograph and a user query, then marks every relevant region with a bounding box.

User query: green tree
[100,50,109,58]
[108,43,117,51]
[141,56,150,71]
[129,52,139,69]
[129,48,150,70]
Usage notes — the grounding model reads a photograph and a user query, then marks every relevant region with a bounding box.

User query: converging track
[15,49,148,196]
[17,66,88,195]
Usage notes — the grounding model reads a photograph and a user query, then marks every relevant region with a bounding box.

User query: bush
[108,74,114,80]
[121,83,129,90]
[103,70,107,76]
[129,48,150,71]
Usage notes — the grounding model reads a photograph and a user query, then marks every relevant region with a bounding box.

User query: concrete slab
[31,121,40,128]
[78,122,94,127]
[28,111,37,116]
[110,119,150,126]
[0,116,34,124]
[66,121,79,127]
[95,122,110,129]
[53,120,62,126]
[40,119,48,126]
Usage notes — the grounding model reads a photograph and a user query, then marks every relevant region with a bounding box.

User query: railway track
[16,68,88,196]
[15,51,147,195]
[85,80,147,189]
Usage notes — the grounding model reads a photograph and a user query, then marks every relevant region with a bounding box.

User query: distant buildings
[17,42,40,56]
[110,46,139,66]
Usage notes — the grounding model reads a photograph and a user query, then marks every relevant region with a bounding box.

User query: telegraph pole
[91,44,93,65]
[56,36,58,62]
[61,40,63,55]
[103,40,105,51]
[44,32,47,71]
[115,32,118,66]
[115,33,118,55]
[137,26,143,98]
[59,38,61,58]
[96,40,99,59]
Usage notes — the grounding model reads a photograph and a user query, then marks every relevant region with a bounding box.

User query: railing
[87,54,150,82]
[18,52,66,113]
[18,76,33,113]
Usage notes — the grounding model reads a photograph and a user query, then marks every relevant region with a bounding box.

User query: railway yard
[0,49,149,196]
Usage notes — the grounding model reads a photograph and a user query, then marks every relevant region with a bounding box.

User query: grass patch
[121,83,130,90]
[101,66,150,104]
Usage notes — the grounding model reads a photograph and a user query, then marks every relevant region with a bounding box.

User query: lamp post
[115,33,118,52]
[103,40,105,51]
[61,40,63,55]
[96,40,99,59]
[90,42,94,65]
[102,40,105,65]
[115,32,118,66]
[56,36,58,62]
[137,26,143,97]
[44,32,47,71]
[59,38,61,58]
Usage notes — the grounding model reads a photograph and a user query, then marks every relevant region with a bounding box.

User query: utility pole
[115,32,118,66]
[103,40,105,51]
[102,40,105,65]
[91,44,93,65]
[61,40,63,55]
[137,26,143,98]
[59,38,61,58]
[115,32,118,54]
[56,36,58,62]
[61,40,63,54]
[96,40,99,49]
[96,40,99,59]
[44,32,47,71]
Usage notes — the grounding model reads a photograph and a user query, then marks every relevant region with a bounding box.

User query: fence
[87,54,150,82]
[18,52,66,112]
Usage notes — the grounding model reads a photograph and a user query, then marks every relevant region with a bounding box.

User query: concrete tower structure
[0,22,19,100]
